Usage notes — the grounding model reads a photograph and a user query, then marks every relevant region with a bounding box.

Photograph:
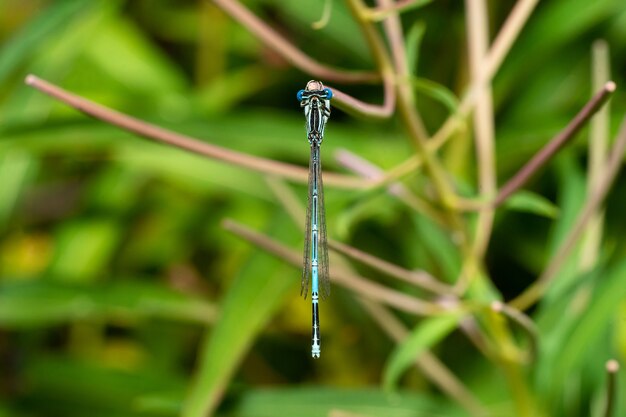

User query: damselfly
[297,80,332,359]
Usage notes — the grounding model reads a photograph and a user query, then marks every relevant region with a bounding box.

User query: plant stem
[465,0,496,260]
[329,240,452,294]
[329,83,396,119]
[491,301,538,363]
[579,40,611,271]
[603,360,619,417]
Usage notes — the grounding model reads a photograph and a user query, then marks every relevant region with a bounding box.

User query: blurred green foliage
[1,0,626,417]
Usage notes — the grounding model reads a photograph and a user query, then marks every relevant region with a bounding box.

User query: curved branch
[212,0,395,119]
[212,0,377,84]
[25,75,368,189]
[330,83,394,119]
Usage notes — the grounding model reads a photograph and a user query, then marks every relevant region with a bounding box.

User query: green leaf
[412,77,460,115]
[0,0,90,84]
[261,0,371,63]
[0,150,36,230]
[22,356,185,417]
[0,280,216,328]
[406,21,426,76]
[502,190,560,219]
[84,15,186,94]
[534,257,626,404]
[412,215,461,283]
[543,154,587,302]
[233,387,443,417]
[383,311,464,391]
[47,219,121,282]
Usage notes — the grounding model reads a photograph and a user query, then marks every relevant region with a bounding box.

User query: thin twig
[328,240,452,294]
[25,75,368,189]
[604,360,619,417]
[485,0,539,82]
[359,299,487,417]
[211,0,377,84]
[222,219,442,316]
[329,83,395,120]
[311,0,333,29]
[494,82,616,207]
[511,115,626,310]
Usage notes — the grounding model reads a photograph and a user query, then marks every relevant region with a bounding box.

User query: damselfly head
[298,80,332,103]
[305,80,324,91]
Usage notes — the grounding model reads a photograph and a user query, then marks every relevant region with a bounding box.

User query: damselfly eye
[297,90,305,101]
[324,88,333,99]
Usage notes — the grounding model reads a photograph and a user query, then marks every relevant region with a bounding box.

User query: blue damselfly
[297,80,332,359]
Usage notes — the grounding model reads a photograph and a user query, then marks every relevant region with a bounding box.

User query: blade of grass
[579,40,611,272]
[183,216,295,417]
[0,0,90,84]
[0,150,36,230]
[0,280,216,327]
[359,299,487,417]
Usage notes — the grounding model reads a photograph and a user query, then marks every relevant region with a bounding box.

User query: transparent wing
[300,145,315,299]
[317,147,331,300]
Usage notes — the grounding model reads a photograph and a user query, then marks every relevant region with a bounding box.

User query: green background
[1,0,626,416]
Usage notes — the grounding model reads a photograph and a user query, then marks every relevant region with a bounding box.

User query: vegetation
[1,0,626,416]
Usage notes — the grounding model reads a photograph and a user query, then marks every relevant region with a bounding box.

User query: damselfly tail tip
[312,349,320,359]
